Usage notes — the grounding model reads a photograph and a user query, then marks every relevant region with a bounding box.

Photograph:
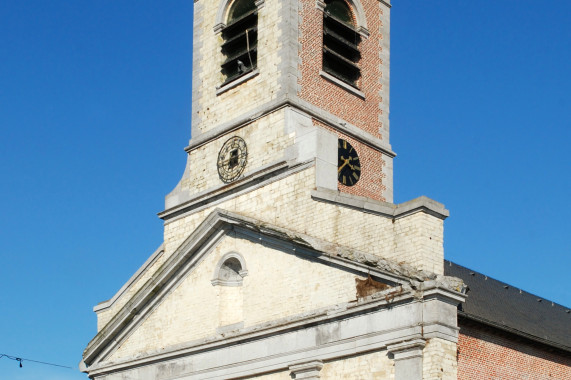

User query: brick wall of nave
[457,321,571,380]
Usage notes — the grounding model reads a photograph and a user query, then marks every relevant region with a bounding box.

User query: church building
[81,0,570,379]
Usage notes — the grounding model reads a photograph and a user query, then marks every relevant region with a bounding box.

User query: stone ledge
[185,97,395,157]
[311,187,449,220]
[216,70,260,96]
[160,160,310,222]
[319,71,365,99]
[289,360,323,380]
[387,338,426,360]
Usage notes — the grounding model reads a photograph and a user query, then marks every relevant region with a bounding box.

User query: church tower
[82,1,466,379]
[159,0,424,271]
[166,0,392,210]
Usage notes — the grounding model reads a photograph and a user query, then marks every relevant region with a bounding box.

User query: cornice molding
[186,96,395,158]
[311,187,449,220]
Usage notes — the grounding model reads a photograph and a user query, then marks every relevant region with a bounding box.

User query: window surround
[214,0,265,89]
[320,70,365,99]
[316,0,370,38]
[317,0,369,91]
[214,0,265,33]
[211,252,249,286]
[216,69,259,96]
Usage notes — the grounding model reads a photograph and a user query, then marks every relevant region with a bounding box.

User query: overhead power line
[0,353,72,369]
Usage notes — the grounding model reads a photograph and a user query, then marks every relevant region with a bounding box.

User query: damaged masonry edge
[82,208,465,366]
[311,187,450,220]
[217,208,451,283]
[84,283,461,376]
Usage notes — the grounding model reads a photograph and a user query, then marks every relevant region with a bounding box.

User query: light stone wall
[320,350,394,379]
[163,167,396,260]
[98,166,445,331]
[423,338,458,380]
[219,286,243,326]
[108,234,364,361]
[164,167,444,273]
[180,108,292,198]
[193,0,283,136]
[394,212,445,274]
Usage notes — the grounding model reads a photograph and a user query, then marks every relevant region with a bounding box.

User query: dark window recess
[323,0,361,87]
[228,149,239,168]
[221,4,258,85]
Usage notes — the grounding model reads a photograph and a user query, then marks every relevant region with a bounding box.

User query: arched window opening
[218,257,243,282]
[323,0,361,87]
[212,253,248,286]
[221,0,258,84]
[227,0,256,23]
[325,0,354,24]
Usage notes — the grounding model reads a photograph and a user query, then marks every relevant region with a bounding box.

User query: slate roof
[445,260,571,352]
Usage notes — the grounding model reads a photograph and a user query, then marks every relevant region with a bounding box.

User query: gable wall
[164,167,443,276]
[108,234,365,361]
[96,166,444,331]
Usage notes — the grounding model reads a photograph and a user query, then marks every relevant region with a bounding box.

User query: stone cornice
[159,160,308,222]
[85,281,459,377]
[186,96,396,158]
[311,187,450,220]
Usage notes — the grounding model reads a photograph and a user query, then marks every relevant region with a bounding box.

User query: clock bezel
[217,136,248,183]
[337,138,361,187]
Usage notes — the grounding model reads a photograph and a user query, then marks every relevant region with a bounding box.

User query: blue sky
[0,1,569,378]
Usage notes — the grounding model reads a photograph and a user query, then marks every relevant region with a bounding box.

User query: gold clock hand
[338,156,352,173]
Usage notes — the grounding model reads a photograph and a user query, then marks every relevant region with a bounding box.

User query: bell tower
[166,0,392,209]
[160,0,443,277]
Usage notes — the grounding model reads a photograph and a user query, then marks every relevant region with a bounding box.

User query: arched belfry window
[212,252,248,286]
[220,0,258,84]
[322,0,362,87]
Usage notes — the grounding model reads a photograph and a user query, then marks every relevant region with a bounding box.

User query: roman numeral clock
[337,138,360,186]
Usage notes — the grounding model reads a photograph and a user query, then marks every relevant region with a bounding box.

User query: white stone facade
[82,0,467,379]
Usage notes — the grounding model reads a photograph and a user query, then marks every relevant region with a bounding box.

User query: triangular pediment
[83,209,439,368]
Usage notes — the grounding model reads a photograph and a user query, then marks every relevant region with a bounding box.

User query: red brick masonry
[315,119,387,201]
[458,322,571,380]
[298,0,386,139]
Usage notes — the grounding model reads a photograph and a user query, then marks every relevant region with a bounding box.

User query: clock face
[217,136,248,183]
[338,139,361,186]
